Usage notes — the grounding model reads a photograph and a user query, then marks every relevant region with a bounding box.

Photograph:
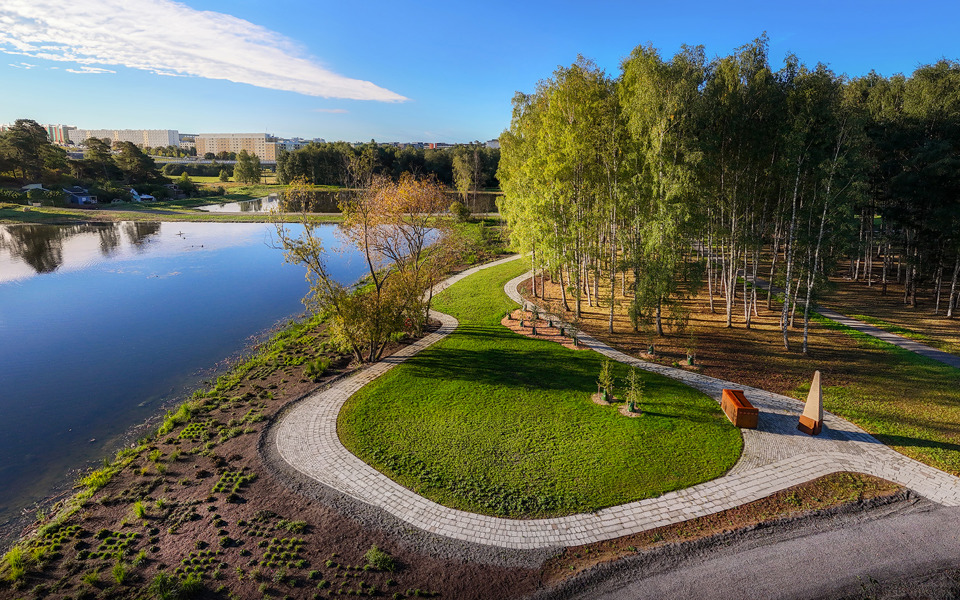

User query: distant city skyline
[2,0,959,142]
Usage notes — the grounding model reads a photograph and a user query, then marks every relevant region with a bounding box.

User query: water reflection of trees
[0,225,66,273]
[279,190,344,213]
[123,222,160,249]
[0,222,160,275]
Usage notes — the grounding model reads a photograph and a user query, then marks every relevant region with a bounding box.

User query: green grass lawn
[799,315,960,476]
[338,259,743,518]
[846,313,939,345]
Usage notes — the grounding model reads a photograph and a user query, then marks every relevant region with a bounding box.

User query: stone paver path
[816,307,960,369]
[275,258,960,550]
[738,268,960,370]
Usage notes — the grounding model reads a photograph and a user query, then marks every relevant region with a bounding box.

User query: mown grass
[338,259,743,518]
[847,313,937,344]
[0,202,341,224]
[796,315,960,475]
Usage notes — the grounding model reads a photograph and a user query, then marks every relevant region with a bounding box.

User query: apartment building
[0,123,76,146]
[68,128,180,148]
[195,133,278,161]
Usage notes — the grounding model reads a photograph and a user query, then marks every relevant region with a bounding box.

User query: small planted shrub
[625,368,645,414]
[112,561,129,584]
[449,200,471,222]
[179,572,205,598]
[211,469,257,495]
[364,545,396,572]
[303,357,330,382]
[80,568,100,586]
[277,520,307,533]
[3,546,26,583]
[597,359,614,402]
[132,549,148,567]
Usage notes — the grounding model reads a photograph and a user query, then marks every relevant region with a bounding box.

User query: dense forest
[498,35,960,353]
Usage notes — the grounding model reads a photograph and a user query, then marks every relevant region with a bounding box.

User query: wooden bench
[721,389,758,429]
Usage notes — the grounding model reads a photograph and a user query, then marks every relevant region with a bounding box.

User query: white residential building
[69,128,180,148]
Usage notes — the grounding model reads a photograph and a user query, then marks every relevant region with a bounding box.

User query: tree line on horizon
[498,35,960,353]
[276,140,501,197]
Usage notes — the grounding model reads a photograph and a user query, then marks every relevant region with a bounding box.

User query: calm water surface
[0,221,362,532]
[198,196,282,213]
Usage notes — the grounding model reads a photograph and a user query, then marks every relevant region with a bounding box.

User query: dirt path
[551,499,960,600]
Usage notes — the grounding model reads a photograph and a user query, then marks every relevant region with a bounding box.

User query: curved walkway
[275,257,960,550]
[816,306,960,369]
[738,269,960,369]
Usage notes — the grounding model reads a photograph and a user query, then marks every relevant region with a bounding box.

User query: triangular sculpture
[797,370,823,435]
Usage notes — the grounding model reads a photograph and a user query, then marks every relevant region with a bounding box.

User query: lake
[0,221,364,537]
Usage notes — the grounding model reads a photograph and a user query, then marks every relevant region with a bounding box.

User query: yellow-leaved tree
[275,174,455,363]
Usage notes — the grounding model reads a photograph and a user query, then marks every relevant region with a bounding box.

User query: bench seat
[721,389,758,429]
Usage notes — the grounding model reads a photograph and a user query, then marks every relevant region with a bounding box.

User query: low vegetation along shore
[0,186,340,226]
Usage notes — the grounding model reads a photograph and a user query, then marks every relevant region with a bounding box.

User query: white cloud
[8,61,35,68]
[0,0,407,102]
[66,66,116,74]
[313,108,349,114]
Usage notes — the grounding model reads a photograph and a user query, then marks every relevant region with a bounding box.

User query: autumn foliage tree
[276,174,452,363]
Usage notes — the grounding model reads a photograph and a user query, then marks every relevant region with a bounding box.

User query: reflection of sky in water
[0,221,311,284]
[0,222,364,525]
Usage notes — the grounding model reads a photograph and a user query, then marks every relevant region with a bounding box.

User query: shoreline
[0,202,345,225]
[0,309,313,552]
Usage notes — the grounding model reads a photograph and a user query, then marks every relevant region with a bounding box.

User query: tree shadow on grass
[403,343,596,392]
[872,433,960,455]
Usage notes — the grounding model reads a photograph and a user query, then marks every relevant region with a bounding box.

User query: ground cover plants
[338,259,743,517]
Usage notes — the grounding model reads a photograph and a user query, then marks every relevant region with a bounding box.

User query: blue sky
[1,0,958,143]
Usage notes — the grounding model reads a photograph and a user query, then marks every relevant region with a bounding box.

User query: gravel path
[546,496,960,600]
